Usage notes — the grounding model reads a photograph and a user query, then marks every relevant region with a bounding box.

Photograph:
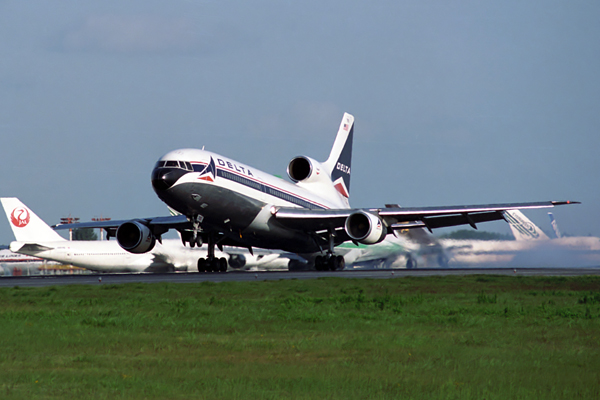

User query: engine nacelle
[116,221,156,254]
[345,211,387,245]
[228,254,247,269]
[287,156,325,183]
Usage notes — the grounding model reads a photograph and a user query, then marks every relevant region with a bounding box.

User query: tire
[219,258,228,272]
[197,258,206,272]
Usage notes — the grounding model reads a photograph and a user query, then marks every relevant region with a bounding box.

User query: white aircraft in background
[444,210,600,267]
[57,112,577,271]
[1,198,290,273]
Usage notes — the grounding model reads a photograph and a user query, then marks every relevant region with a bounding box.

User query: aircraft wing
[53,214,191,230]
[273,201,578,232]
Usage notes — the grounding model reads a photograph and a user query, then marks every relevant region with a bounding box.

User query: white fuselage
[10,239,216,273]
[152,149,347,253]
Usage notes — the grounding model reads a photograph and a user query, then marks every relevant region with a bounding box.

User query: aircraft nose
[151,167,186,191]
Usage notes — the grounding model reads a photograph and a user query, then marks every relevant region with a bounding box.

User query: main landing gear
[314,229,345,271]
[314,255,345,271]
[197,257,227,273]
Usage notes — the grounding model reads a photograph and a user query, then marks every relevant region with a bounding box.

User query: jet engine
[345,211,387,245]
[116,221,156,253]
[287,156,324,184]
[227,254,247,269]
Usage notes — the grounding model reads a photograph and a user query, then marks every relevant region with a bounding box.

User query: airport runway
[1,267,599,288]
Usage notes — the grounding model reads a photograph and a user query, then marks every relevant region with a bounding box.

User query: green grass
[1,275,599,399]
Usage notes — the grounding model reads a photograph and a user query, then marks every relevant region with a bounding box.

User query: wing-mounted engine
[116,221,156,253]
[345,211,387,244]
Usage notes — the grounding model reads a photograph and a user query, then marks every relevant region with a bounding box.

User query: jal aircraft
[1,198,288,273]
[60,112,577,271]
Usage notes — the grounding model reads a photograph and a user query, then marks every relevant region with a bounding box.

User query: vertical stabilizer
[323,113,354,201]
[503,210,549,241]
[548,212,562,238]
[1,198,65,242]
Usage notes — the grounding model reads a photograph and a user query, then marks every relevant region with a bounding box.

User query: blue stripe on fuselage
[191,162,326,210]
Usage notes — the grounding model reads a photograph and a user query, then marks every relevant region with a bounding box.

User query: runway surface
[1,267,599,288]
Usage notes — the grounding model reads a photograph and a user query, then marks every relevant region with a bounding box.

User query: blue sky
[1,0,599,244]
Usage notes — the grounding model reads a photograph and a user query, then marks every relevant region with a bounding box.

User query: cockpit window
[156,160,193,171]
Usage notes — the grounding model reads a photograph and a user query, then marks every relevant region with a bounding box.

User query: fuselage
[151,149,347,253]
[10,239,214,273]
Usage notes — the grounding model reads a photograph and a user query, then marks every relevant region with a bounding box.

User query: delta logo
[333,177,350,198]
[197,157,217,182]
[11,207,30,228]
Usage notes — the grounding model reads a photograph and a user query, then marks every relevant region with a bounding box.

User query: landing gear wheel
[315,256,324,271]
[332,255,345,271]
[197,258,206,272]
[219,257,227,272]
[210,258,220,272]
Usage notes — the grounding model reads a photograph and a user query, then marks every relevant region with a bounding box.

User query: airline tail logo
[11,207,30,228]
[198,157,216,182]
[333,177,350,198]
[505,211,540,239]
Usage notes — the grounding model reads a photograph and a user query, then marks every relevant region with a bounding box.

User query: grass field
[0,275,599,399]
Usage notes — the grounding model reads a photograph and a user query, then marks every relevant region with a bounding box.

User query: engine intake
[116,221,156,253]
[345,211,387,244]
[287,156,313,182]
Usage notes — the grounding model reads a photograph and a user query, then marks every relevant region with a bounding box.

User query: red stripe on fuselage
[189,161,330,209]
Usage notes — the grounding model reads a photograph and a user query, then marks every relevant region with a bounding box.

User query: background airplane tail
[548,212,562,238]
[1,197,66,242]
[322,112,354,202]
[503,209,549,241]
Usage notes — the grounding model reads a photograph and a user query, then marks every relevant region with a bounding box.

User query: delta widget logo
[11,207,30,228]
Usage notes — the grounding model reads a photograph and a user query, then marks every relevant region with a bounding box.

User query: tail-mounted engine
[287,156,325,184]
[345,211,387,245]
[116,221,156,253]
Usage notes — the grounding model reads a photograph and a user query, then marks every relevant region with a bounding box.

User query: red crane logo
[11,207,30,228]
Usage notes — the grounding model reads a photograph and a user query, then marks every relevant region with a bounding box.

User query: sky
[1,0,599,245]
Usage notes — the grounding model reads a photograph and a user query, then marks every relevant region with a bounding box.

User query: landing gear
[197,257,228,272]
[314,229,345,271]
[315,255,345,271]
[406,255,417,269]
[196,231,227,273]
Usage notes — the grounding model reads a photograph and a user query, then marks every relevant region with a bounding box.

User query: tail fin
[548,212,562,238]
[323,113,354,200]
[503,210,549,241]
[1,198,65,242]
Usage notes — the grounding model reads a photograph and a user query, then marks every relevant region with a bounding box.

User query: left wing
[53,214,192,239]
[272,200,578,234]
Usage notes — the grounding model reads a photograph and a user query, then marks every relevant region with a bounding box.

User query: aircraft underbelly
[162,182,319,253]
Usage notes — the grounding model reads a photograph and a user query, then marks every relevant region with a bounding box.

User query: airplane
[1,198,290,273]
[340,215,449,270]
[56,112,577,271]
[443,210,600,267]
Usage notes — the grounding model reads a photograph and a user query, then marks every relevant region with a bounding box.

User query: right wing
[273,200,578,236]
